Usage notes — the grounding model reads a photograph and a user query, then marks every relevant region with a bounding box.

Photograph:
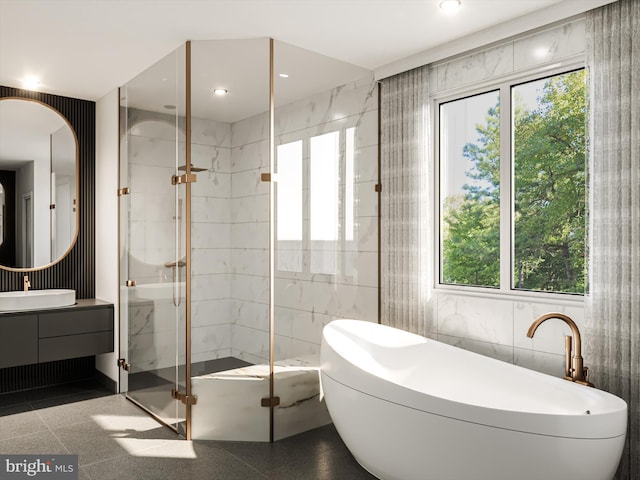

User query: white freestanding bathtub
[320,320,627,480]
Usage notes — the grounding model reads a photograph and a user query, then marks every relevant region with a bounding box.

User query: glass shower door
[119,44,187,432]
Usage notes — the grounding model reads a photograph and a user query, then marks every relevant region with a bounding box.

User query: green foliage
[441,70,586,293]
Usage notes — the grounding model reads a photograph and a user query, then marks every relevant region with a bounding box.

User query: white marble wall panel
[192,324,232,359]
[231,168,269,198]
[191,170,231,199]
[347,250,378,288]
[191,117,231,149]
[514,348,566,378]
[437,43,514,92]
[432,290,585,379]
[188,113,233,364]
[191,197,231,223]
[287,338,323,359]
[431,18,585,95]
[231,139,270,173]
[190,249,230,276]
[355,144,378,183]
[192,299,232,327]
[348,216,378,253]
[513,20,586,72]
[231,274,269,305]
[192,348,233,365]
[191,273,232,302]
[437,334,514,364]
[128,136,177,168]
[231,113,270,149]
[437,293,514,346]
[274,277,378,321]
[274,76,377,136]
[231,222,269,249]
[129,309,180,371]
[222,76,379,363]
[355,181,379,218]
[191,222,231,249]
[231,195,269,223]
[231,325,270,363]
[513,301,585,355]
[231,299,269,331]
[231,248,268,276]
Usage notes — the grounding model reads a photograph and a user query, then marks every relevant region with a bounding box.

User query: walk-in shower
[118,38,379,441]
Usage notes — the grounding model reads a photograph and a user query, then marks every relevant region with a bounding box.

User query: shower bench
[190,355,331,441]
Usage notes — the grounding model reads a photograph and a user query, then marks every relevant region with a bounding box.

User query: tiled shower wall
[128,74,379,371]
[425,18,587,378]
[230,75,379,363]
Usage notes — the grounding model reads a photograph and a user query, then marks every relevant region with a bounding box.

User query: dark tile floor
[0,381,376,480]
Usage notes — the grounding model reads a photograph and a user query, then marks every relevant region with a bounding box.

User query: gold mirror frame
[0,97,80,272]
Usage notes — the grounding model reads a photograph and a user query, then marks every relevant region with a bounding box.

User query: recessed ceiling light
[213,88,228,96]
[439,0,461,13]
[22,75,41,90]
[279,73,289,78]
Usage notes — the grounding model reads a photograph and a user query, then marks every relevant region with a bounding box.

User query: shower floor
[128,356,253,390]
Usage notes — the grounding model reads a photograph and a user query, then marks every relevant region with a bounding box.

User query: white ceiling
[0,0,616,103]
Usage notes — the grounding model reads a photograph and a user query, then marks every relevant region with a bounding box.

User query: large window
[438,69,587,295]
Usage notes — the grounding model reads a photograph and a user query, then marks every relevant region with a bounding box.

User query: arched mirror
[0,98,78,270]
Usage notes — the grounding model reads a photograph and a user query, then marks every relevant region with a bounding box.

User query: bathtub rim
[320,319,628,440]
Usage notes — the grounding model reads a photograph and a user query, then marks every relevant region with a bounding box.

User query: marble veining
[191,355,330,441]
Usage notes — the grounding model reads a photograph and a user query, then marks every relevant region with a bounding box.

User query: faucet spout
[527,313,593,387]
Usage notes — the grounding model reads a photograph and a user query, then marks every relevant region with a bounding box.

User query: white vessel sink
[0,289,76,311]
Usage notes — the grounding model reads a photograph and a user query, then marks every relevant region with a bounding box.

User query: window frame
[433,59,587,302]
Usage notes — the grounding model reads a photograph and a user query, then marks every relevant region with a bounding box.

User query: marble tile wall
[431,18,586,95]
[125,75,379,371]
[125,113,234,371]
[230,75,379,364]
[426,17,588,379]
[431,292,585,378]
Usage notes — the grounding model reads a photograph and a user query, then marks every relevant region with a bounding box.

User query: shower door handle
[164,258,186,306]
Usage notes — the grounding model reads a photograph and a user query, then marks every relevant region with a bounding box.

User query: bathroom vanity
[0,299,114,368]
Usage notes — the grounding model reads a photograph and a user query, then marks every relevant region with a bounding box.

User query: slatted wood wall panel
[0,86,95,298]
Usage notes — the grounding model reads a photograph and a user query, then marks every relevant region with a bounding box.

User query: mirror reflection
[0,98,77,269]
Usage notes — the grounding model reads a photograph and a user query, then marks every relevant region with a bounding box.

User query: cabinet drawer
[39,307,113,338]
[0,314,37,368]
[39,331,114,362]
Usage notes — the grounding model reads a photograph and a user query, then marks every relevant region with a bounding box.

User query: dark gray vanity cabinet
[0,299,114,368]
[0,313,38,368]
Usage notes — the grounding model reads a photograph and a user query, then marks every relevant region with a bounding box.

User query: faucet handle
[577,366,595,388]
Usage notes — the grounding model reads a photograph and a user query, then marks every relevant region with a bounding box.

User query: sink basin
[0,289,76,311]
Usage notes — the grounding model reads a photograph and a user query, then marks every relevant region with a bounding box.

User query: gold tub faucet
[23,275,31,292]
[527,313,593,387]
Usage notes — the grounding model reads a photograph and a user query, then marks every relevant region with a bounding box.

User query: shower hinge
[260,173,278,183]
[171,388,198,406]
[125,280,137,287]
[117,358,131,372]
[49,203,56,210]
[374,184,382,193]
[118,187,130,196]
[171,173,197,185]
[261,396,281,407]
